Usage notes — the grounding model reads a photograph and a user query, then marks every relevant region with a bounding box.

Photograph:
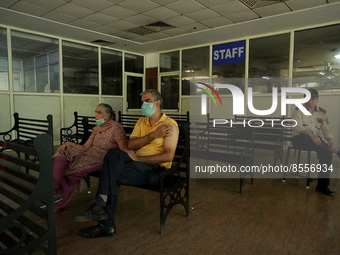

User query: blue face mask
[141,102,155,117]
[96,119,105,126]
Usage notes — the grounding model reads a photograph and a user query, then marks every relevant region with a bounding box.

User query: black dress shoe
[79,224,116,238]
[316,185,335,196]
[72,203,109,222]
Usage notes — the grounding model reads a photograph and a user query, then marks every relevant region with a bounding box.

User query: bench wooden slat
[0,152,40,172]
[0,165,37,184]
[0,200,47,236]
[0,134,56,254]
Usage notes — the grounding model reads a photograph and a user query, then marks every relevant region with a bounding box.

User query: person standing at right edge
[291,88,340,196]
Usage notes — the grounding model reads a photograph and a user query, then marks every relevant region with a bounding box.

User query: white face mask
[95,119,105,126]
[141,102,155,117]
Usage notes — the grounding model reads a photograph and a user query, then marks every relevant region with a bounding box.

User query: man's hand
[310,133,321,145]
[124,149,140,161]
[327,139,338,152]
[149,123,176,140]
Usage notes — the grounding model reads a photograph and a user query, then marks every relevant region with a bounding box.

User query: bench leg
[283,147,292,182]
[159,184,189,234]
[84,175,91,189]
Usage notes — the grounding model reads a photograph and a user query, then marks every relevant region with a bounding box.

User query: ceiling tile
[285,0,327,11]
[165,0,205,14]
[210,0,250,16]
[131,36,153,43]
[200,17,233,28]
[143,6,179,20]
[11,2,50,17]
[113,30,136,39]
[107,20,136,30]
[0,0,18,8]
[42,11,78,23]
[161,27,187,36]
[254,3,291,17]
[83,13,118,25]
[144,32,168,39]
[150,0,177,5]
[118,0,160,13]
[181,23,210,32]
[123,14,157,26]
[55,3,93,18]
[99,5,137,19]
[185,8,221,21]
[104,0,125,4]
[164,15,196,27]
[94,25,120,34]
[227,10,259,23]
[196,0,234,7]
[23,0,66,10]
[71,0,113,11]
[69,19,101,30]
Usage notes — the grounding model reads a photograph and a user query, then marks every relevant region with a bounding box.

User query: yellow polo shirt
[130,113,178,169]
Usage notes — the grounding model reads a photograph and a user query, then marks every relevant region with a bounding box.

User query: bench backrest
[118,111,189,137]
[234,115,284,144]
[0,113,53,146]
[199,118,255,153]
[0,134,56,254]
[60,111,116,145]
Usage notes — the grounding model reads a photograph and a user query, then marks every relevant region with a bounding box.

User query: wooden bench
[60,111,116,145]
[0,134,56,254]
[60,112,190,233]
[87,121,190,234]
[136,121,190,234]
[191,114,254,193]
[234,115,285,165]
[0,113,53,173]
[0,113,53,146]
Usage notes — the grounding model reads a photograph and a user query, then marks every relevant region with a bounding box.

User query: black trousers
[291,134,332,187]
[96,148,163,228]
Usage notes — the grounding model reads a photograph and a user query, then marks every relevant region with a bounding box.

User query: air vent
[127,21,175,36]
[91,39,114,46]
[239,0,286,8]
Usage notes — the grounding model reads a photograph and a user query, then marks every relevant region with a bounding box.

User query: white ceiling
[1,0,340,53]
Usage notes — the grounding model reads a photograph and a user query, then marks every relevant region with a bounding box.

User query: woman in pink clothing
[52,103,127,210]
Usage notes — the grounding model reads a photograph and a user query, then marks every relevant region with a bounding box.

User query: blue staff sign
[212,40,246,66]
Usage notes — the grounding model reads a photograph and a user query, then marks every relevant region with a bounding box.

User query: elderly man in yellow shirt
[72,89,178,238]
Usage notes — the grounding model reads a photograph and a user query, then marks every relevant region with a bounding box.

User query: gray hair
[98,103,114,120]
[140,89,163,108]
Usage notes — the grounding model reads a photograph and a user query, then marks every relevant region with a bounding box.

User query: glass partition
[293,24,340,90]
[0,28,8,91]
[62,41,98,94]
[248,33,290,93]
[182,46,210,95]
[160,50,179,72]
[125,53,143,74]
[102,49,122,95]
[11,30,59,92]
[126,75,143,109]
[161,75,179,110]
